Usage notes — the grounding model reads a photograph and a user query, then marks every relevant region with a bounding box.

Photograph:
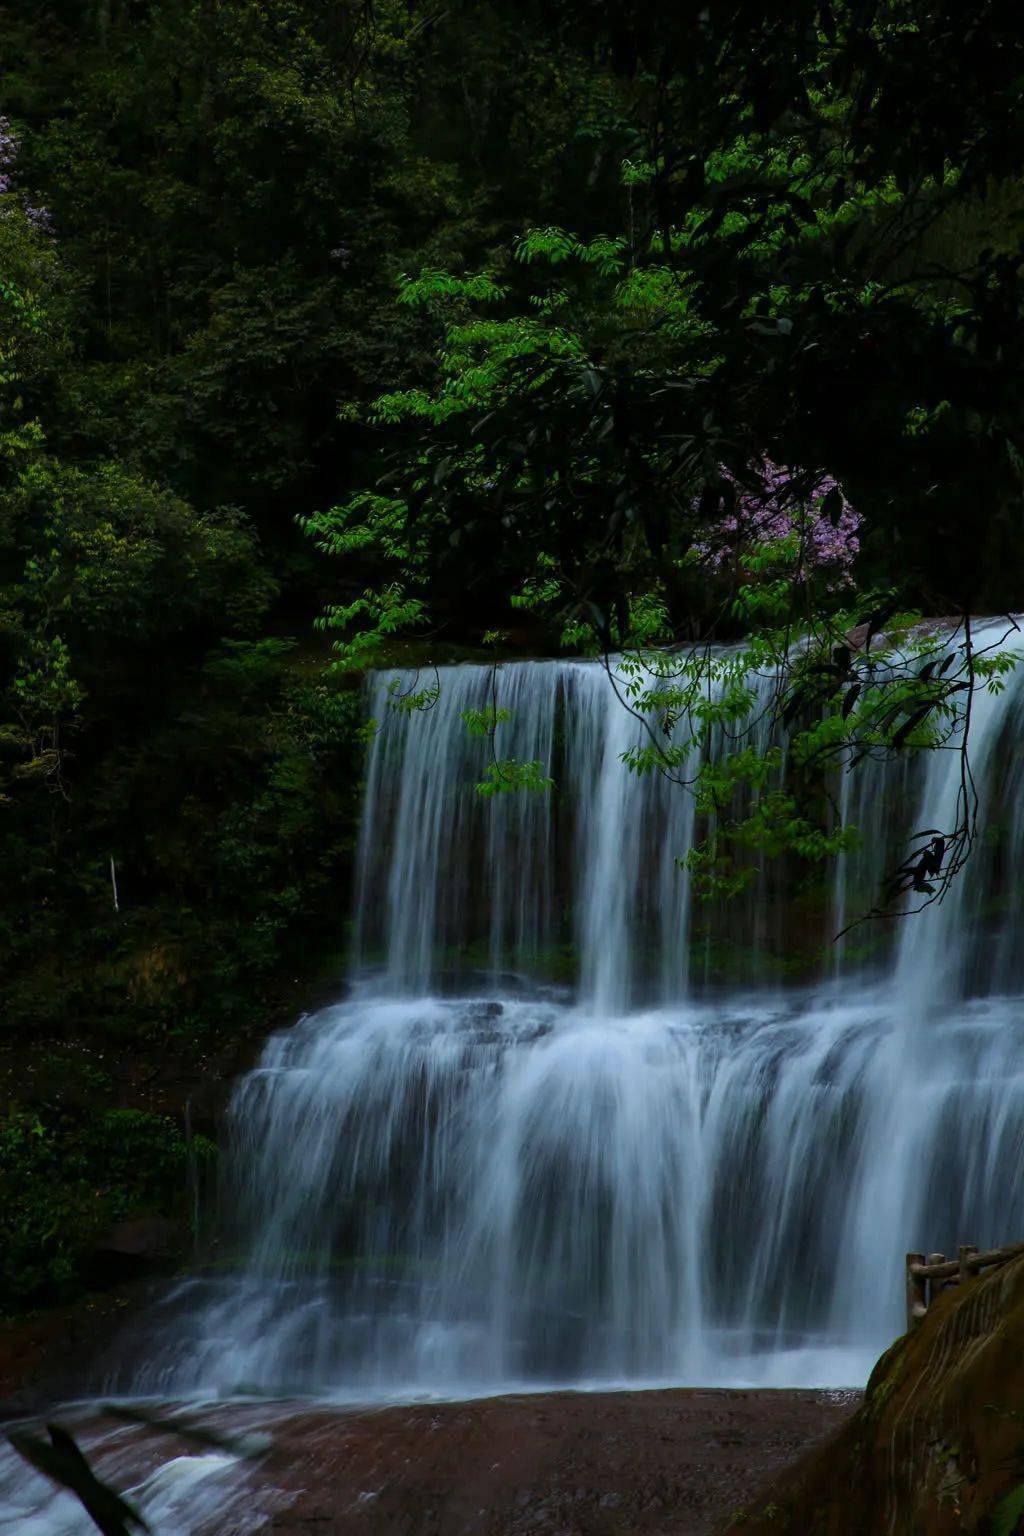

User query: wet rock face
[0,1386,857,1532]
[722,1253,1024,1535]
[95,1216,186,1261]
[257,1389,856,1536]
[0,1283,163,1417]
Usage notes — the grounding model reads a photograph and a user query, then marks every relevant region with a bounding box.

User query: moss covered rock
[724,1255,1024,1534]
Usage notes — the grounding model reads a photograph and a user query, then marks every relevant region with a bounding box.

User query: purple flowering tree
[696,460,860,582]
[0,118,17,197]
[0,116,50,231]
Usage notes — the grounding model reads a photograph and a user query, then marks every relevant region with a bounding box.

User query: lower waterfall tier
[135,980,1024,1397]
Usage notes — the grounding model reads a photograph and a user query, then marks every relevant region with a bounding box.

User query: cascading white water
[135,629,1024,1397]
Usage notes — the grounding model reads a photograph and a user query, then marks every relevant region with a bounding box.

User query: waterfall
[353,659,787,1008]
[139,627,1024,1396]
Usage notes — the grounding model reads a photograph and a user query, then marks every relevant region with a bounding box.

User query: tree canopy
[307,0,1024,909]
[2,0,1024,1042]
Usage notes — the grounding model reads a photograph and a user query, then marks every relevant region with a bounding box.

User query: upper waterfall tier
[353,639,1024,1011]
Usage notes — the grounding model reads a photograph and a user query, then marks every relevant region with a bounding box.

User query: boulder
[89,1216,187,1279]
[723,1253,1024,1534]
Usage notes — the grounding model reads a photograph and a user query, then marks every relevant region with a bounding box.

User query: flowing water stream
[139,629,1024,1394]
[5,628,1024,1527]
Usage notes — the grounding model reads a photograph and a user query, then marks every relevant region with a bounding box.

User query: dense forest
[2,0,1024,1314]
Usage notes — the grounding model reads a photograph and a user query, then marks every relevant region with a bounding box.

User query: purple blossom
[695,459,861,581]
[0,114,51,232]
[0,116,17,196]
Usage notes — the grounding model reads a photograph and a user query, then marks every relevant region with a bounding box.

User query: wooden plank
[910,1258,958,1280]
[911,1238,1024,1281]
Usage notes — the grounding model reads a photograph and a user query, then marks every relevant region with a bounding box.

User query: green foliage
[613,601,1019,901]
[461,705,512,737]
[476,760,554,797]
[0,1106,215,1311]
[0,0,618,1320]
[0,0,604,1056]
[303,0,1024,895]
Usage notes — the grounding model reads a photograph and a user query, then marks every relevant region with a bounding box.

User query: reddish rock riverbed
[261,1389,859,1534]
[1,1387,860,1533]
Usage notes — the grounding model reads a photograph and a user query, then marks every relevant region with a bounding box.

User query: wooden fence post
[927,1253,946,1303]
[906,1252,927,1330]
[959,1244,979,1286]
[906,1239,1024,1326]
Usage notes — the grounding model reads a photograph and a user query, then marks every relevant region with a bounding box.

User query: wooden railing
[905,1240,1024,1329]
